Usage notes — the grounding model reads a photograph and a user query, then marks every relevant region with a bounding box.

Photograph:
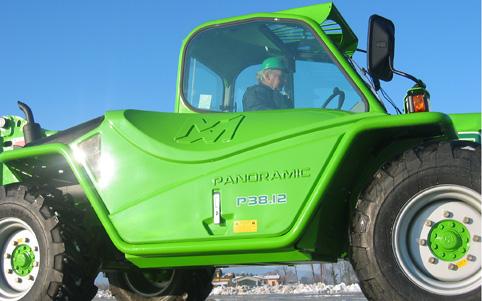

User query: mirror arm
[389,59,426,88]
[372,77,381,91]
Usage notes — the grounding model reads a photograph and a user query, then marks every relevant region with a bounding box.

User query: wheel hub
[393,185,481,296]
[11,244,35,277]
[0,219,41,300]
[428,219,470,261]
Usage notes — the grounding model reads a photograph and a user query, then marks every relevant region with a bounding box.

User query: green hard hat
[261,57,287,71]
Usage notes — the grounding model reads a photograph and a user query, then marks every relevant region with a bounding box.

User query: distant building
[263,274,281,286]
[232,274,282,287]
[234,276,264,287]
[213,269,284,288]
[212,269,235,287]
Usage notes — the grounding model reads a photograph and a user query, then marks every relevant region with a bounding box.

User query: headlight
[74,134,101,178]
[73,134,115,187]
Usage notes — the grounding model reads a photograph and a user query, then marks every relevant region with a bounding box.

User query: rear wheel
[350,141,481,301]
[108,268,214,301]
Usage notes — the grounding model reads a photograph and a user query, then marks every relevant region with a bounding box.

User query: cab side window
[184,58,224,111]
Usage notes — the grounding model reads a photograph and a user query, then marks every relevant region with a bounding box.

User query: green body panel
[127,250,314,269]
[449,113,481,143]
[102,110,342,244]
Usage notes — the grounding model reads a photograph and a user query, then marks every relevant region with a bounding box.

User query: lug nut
[28,275,34,281]
[25,238,30,243]
[428,257,438,264]
[7,269,13,274]
[425,220,434,227]
[463,217,473,224]
[443,211,453,218]
[35,262,39,267]
[419,239,427,246]
[13,241,18,246]
[6,254,11,259]
[34,246,38,252]
[467,255,476,262]
[448,264,458,271]
[17,278,22,283]
[473,235,481,242]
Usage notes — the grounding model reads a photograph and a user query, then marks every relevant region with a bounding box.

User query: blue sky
[1,0,480,131]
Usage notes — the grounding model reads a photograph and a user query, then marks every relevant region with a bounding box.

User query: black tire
[0,184,100,301]
[187,268,214,301]
[108,268,214,301]
[350,140,481,301]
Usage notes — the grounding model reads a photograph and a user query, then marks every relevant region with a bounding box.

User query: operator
[242,57,293,111]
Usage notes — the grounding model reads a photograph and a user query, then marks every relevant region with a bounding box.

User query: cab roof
[278,2,359,57]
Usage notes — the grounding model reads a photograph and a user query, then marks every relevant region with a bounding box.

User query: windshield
[182,19,367,113]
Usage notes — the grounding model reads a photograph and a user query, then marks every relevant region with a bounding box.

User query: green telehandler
[0,3,480,301]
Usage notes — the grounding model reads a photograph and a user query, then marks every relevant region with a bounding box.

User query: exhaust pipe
[17,101,42,144]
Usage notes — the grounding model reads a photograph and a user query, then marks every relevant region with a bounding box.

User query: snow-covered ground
[93,289,115,300]
[94,283,363,300]
[210,282,361,296]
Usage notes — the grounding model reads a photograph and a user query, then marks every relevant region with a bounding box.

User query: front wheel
[0,184,100,301]
[350,141,481,301]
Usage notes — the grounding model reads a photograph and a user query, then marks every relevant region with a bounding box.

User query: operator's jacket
[242,83,293,111]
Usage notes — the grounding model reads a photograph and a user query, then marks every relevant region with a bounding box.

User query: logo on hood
[175,115,245,144]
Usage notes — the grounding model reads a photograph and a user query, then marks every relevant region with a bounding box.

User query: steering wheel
[321,87,345,110]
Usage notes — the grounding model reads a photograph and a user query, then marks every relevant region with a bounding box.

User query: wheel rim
[124,269,175,297]
[0,218,41,300]
[393,185,481,295]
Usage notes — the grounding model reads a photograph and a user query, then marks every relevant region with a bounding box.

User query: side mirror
[367,15,395,82]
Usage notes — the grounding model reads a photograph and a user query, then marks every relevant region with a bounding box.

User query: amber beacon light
[404,86,430,113]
